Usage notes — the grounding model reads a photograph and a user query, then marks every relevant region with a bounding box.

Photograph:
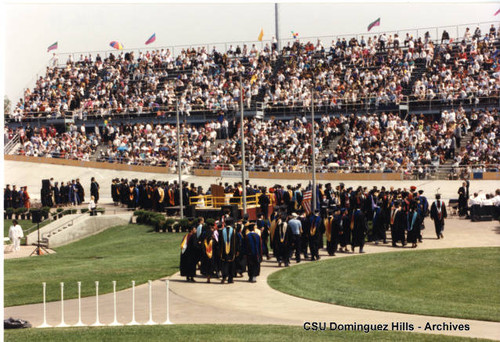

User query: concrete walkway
[4,217,500,340]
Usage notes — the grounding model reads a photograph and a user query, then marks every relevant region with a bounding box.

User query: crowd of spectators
[13,123,99,160]
[9,25,499,122]
[7,106,499,173]
[413,25,499,104]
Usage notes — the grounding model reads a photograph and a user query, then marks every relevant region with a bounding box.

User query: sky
[2,1,499,105]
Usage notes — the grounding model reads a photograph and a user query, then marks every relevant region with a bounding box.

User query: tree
[4,95,11,115]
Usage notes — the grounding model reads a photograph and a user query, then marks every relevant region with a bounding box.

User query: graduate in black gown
[308,210,322,260]
[391,201,407,247]
[245,224,262,283]
[406,202,422,248]
[219,218,239,284]
[323,209,335,256]
[256,214,270,260]
[273,214,292,267]
[339,208,351,252]
[180,227,198,282]
[200,224,218,283]
[372,200,387,244]
[234,220,247,277]
[351,207,368,253]
[430,194,447,239]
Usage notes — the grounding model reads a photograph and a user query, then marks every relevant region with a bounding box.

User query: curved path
[5,217,500,340]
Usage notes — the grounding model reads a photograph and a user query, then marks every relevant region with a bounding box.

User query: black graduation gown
[324,216,336,256]
[180,233,197,277]
[372,207,386,242]
[91,181,99,203]
[430,200,447,237]
[273,220,292,265]
[308,214,321,259]
[257,219,270,258]
[406,211,422,244]
[235,229,247,275]
[340,213,351,247]
[200,233,217,277]
[245,232,262,277]
[351,209,367,248]
[219,226,238,280]
[391,209,407,245]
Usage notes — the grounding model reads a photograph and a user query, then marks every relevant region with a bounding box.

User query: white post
[163,280,173,324]
[109,280,122,326]
[145,280,155,325]
[57,282,69,327]
[74,281,85,326]
[38,282,51,328]
[127,280,139,325]
[91,281,104,326]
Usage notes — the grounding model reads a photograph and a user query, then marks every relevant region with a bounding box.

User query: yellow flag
[258,28,264,41]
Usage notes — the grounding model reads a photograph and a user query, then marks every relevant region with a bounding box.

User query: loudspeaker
[42,179,51,190]
[186,204,196,218]
[31,209,42,223]
[221,204,240,220]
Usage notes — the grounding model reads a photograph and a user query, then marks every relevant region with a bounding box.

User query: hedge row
[133,210,215,233]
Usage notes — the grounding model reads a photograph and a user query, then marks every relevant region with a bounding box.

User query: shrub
[178,218,190,232]
[165,218,177,232]
[96,208,105,214]
[81,208,89,214]
[56,208,64,213]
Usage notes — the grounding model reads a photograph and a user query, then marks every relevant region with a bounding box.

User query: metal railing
[4,134,20,154]
[189,194,263,209]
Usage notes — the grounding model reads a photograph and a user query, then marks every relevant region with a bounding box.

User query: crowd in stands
[9,25,499,122]
[7,106,500,173]
[14,123,99,160]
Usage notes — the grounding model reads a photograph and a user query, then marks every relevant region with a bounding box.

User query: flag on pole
[47,42,58,52]
[495,8,500,16]
[109,41,124,50]
[258,28,264,41]
[291,31,299,39]
[145,33,156,45]
[302,190,312,215]
[367,18,381,32]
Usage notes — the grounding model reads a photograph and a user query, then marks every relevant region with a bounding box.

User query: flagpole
[311,86,316,212]
[275,3,280,51]
[240,75,247,215]
[176,101,183,219]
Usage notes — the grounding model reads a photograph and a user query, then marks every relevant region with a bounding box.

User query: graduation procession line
[4,217,500,340]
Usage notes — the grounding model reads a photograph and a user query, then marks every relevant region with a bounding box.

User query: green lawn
[3,324,492,342]
[268,248,500,322]
[4,224,182,307]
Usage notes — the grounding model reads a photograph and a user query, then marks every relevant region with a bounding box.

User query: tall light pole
[275,3,280,51]
[311,87,317,212]
[240,75,247,215]
[176,101,183,219]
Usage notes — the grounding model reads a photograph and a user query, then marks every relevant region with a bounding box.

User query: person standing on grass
[430,193,447,239]
[9,220,24,252]
[180,226,198,282]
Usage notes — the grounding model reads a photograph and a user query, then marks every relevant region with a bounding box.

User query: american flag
[302,190,312,214]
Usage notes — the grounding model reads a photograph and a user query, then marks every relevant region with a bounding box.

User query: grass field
[268,247,500,322]
[3,324,492,342]
[4,224,182,307]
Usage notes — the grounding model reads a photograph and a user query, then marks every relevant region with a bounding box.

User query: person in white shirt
[9,220,24,252]
[88,196,97,216]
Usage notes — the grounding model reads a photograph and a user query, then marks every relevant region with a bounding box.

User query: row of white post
[39,280,173,328]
